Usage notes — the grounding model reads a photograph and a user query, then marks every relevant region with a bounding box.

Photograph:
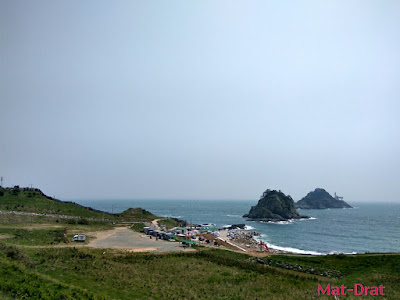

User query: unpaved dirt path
[150,218,161,230]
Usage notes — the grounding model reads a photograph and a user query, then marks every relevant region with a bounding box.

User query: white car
[72,234,86,242]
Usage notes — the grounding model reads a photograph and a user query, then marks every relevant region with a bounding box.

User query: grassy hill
[0,186,114,219]
[117,207,157,221]
[0,186,155,222]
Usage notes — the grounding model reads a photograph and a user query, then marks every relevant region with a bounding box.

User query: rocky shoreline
[246,216,310,223]
[222,229,291,254]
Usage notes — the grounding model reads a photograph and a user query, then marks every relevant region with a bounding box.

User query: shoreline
[216,228,357,256]
[203,229,289,256]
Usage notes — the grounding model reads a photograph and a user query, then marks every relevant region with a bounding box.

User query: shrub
[11,186,20,196]
[77,219,89,225]
[0,242,35,268]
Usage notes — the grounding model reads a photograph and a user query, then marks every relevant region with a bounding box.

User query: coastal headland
[0,186,399,299]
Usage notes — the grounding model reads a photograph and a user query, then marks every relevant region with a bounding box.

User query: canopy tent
[182,240,197,244]
[181,240,197,247]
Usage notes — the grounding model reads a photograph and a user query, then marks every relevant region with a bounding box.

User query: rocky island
[243,189,308,222]
[296,188,352,209]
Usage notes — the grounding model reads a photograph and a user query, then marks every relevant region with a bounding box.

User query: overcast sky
[1,1,399,202]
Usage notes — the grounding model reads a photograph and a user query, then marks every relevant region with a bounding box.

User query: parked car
[72,234,86,242]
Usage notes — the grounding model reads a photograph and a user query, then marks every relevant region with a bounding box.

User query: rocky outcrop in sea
[243,189,307,222]
[296,188,352,209]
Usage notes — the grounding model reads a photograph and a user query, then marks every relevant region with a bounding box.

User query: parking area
[88,227,195,253]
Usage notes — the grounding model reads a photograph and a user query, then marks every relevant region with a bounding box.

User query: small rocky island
[243,189,308,222]
[296,188,352,209]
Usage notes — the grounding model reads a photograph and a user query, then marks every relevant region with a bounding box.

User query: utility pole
[0,176,3,187]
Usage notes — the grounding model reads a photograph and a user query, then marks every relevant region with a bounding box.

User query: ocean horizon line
[67,198,400,205]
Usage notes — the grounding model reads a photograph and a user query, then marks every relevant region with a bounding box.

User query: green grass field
[1,242,399,299]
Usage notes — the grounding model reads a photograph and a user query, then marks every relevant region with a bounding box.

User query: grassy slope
[1,244,399,299]
[268,253,400,297]
[117,207,157,222]
[130,222,146,232]
[0,187,156,222]
[0,291,14,300]
[0,187,152,248]
[157,218,181,229]
[0,188,115,219]
[2,246,320,299]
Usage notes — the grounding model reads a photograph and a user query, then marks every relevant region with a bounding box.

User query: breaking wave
[254,234,323,255]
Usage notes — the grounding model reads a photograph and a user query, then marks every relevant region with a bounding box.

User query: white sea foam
[267,220,294,225]
[261,217,317,224]
[161,215,181,219]
[222,224,255,230]
[255,238,357,255]
[299,217,317,221]
[254,235,323,255]
[328,251,357,255]
[255,234,268,239]
[268,244,324,255]
[226,214,241,218]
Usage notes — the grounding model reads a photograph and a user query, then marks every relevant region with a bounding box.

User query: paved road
[88,227,194,253]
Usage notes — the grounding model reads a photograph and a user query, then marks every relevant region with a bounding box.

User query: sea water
[74,199,400,255]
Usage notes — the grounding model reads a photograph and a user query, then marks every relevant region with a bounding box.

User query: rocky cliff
[296,188,352,209]
[243,189,305,221]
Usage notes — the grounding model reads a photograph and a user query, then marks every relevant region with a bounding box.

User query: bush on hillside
[77,219,89,225]
[12,186,20,196]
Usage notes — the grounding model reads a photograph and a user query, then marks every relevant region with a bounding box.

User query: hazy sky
[1,1,399,202]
